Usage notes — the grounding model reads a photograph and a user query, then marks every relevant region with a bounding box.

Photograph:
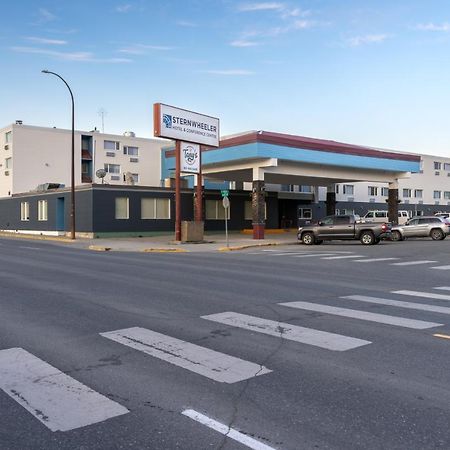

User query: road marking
[431,265,450,270]
[201,312,370,351]
[291,253,337,258]
[100,327,271,383]
[353,258,399,263]
[321,255,363,260]
[19,246,41,250]
[342,295,450,315]
[392,290,450,301]
[434,287,450,291]
[280,301,442,329]
[391,260,437,266]
[182,409,275,450]
[434,333,450,340]
[0,348,128,432]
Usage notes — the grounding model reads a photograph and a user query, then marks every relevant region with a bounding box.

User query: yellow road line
[433,333,450,340]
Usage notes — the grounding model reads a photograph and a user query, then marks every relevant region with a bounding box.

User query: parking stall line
[321,255,363,260]
[100,327,272,384]
[0,348,129,432]
[391,260,437,266]
[434,287,450,291]
[279,301,442,329]
[353,258,399,263]
[201,312,371,351]
[182,409,276,450]
[431,265,450,270]
[392,290,450,301]
[342,295,450,315]
[291,253,337,258]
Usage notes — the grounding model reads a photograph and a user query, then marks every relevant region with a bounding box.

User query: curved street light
[41,70,76,239]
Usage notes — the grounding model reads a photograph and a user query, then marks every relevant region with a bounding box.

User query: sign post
[222,190,230,248]
[154,103,219,241]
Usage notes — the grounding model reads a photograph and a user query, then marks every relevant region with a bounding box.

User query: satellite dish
[124,171,135,185]
[96,169,107,184]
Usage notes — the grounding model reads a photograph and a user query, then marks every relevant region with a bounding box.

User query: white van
[362,210,409,225]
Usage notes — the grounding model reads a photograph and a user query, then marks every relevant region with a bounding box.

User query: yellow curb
[88,245,111,252]
[0,232,74,243]
[143,248,188,253]
[218,242,281,252]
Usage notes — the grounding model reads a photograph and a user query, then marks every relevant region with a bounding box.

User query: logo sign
[221,190,229,198]
[180,142,200,174]
[154,103,220,147]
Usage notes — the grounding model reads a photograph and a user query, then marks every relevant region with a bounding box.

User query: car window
[365,212,374,218]
[334,216,350,225]
[420,218,440,224]
[375,212,387,218]
[408,219,419,225]
[321,217,334,225]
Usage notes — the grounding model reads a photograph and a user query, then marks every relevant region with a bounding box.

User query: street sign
[222,197,230,209]
[221,190,229,198]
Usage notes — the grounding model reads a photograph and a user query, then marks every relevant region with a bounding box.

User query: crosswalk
[241,249,450,270]
[2,286,450,448]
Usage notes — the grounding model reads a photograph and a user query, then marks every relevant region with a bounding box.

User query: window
[104,163,120,174]
[444,191,450,200]
[381,187,389,196]
[123,146,138,156]
[123,173,139,183]
[298,208,312,219]
[299,185,312,193]
[375,211,388,218]
[38,200,48,221]
[414,189,423,198]
[334,216,350,225]
[20,202,29,221]
[368,186,378,196]
[343,185,354,195]
[434,161,442,170]
[5,131,11,143]
[244,201,267,220]
[206,199,230,220]
[434,190,441,199]
[141,198,170,219]
[115,197,129,219]
[402,188,411,198]
[104,140,120,150]
[335,185,340,194]
[444,163,450,171]
[5,157,12,169]
[320,216,334,225]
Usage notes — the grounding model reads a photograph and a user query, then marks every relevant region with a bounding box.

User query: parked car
[390,216,450,241]
[362,210,410,225]
[297,214,391,245]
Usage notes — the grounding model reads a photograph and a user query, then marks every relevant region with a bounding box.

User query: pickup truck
[298,214,391,245]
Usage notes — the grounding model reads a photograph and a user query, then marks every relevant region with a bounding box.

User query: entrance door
[56,197,65,231]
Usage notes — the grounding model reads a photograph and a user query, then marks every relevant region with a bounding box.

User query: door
[402,218,421,237]
[56,197,65,231]
[332,215,355,238]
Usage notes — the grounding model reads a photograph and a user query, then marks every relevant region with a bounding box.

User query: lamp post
[42,70,76,239]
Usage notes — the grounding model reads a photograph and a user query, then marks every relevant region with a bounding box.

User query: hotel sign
[154,103,220,147]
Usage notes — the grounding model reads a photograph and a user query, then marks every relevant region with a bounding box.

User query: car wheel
[430,228,444,241]
[360,231,375,245]
[302,232,315,245]
[391,230,402,242]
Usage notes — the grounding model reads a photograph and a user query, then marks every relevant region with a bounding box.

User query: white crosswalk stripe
[279,301,442,329]
[353,258,398,263]
[391,260,437,266]
[321,255,363,260]
[431,265,450,270]
[392,290,450,301]
[291,253,337,258]
[434,286,450,291]
[100,327,271,383]
[342,295,450,315]
[0,348,129,432]
[201,312,371,351]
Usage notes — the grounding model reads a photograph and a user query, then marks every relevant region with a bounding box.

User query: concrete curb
[88,245,111,252]
[142,248,188,253]
[0,232,74,243]
[218,242,281,252]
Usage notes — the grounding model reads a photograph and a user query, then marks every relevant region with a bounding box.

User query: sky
[2,0,450,156]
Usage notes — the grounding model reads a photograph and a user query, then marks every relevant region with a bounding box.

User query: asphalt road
[0,237,450,450]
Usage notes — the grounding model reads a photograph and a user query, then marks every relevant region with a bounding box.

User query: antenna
[98,108,107,133]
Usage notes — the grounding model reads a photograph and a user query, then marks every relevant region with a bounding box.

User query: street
[1,237,450,450]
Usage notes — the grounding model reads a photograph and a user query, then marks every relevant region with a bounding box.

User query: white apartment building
[0,122,168,198]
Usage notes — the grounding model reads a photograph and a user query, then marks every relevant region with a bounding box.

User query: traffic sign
[222,197,230,209]
[221,190,229,198]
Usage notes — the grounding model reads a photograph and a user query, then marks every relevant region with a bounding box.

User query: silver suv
[391,216,450,241]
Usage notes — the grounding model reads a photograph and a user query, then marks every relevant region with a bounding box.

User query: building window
[335,185,340,194]
[343,185,354,195]
[123,173,139,183]
[244,201,267,220]
[414,189,423,198]
[299,185,312,193]
[104,163,120,174]
[5,131,11,143]
[141,198,170,219]
[115,197,129,219]
[402,188,411,198]
[434,161,442,170]
[5,157,12,169]
[368,186,378,196]
[298,208,312,219]
[444,191,450,200]
[104,140,120,150]
[206,199,230,220]
[433,190,441,199]
[381,187,389,196]
[20,202,29,221]
[444,163,450,171]
[123,146,138,156]
[38,200,48,221]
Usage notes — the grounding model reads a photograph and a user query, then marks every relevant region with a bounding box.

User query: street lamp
[41,70,76,239]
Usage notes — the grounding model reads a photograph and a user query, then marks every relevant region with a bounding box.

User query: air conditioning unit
[347,197,354,202]
[110,175,120,181]
[418,201,423,204]
[435,171,440,176]
[369,198,375,203]
[4,144,9,150]
[130,158,139,163]
[106,152,115,157]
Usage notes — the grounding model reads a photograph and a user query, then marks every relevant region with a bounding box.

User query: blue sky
[2,0,450,156]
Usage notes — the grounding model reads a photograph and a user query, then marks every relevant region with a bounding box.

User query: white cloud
[36,8,57,24]
[26,37,67,45]
[176,20,197,27]
[204,69,254,75]
[346,34,389,47]
[238,2,284,12]
[230,39,259,47]
[118,44,174,55]
[11,46,131,63]
[116,4,132,13]
[416,22,450,32]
